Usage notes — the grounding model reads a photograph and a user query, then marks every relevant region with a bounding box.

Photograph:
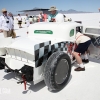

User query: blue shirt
[48,12,58,21]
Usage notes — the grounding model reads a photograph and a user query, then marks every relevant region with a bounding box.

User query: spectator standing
[48,6,64,22]
[25,14,30,27]
[0,8,12,37]
[8,12,16,38]
[38,12,44,22]
[16,14,22,28]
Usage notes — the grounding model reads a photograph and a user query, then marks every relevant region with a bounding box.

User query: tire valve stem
[22,75,26,90]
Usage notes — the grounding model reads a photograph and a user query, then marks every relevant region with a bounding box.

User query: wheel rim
[55,59,69,85]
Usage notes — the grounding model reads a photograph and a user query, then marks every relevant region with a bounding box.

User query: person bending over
[72,32,91,71]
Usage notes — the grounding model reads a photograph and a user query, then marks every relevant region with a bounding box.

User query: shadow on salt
[2,71,72,93]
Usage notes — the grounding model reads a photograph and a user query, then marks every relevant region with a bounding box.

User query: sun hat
[1,8,7,13]
[48,6,58,11]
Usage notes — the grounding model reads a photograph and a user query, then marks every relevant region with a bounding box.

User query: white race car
[0,22,100,92]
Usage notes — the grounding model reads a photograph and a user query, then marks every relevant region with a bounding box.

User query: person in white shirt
[25,14,30,27]
[25,14,30,34]
[8,12,14,29]
[48,6,64,22]
[72,32,91,71]
[8,12,16,38]
[38,12,44,22]
[16,14,22,28]
[0,8,12,37]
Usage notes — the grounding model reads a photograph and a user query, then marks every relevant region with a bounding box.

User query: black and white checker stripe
[34,41,51,67]
[34,41,69,67]
[51,42,68,53]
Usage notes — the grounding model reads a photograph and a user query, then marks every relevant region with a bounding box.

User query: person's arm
[42,15,45,21]
[21,17,22,21]
[12,18,14,29]
[0,16,3,32]
[48,15,51,22]
[16,16,18,20]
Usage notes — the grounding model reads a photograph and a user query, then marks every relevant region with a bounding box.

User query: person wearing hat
[48,6,64,22]
[0,8,12,37]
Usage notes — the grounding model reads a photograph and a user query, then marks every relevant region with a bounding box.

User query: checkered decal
[51,42,68,53]
[34,41,69,67]
[34,41,51,67]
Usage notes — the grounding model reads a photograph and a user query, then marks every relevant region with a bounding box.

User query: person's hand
[0,29,3,33]
[51,18,56,22]
[12,29,14,32]
[50,18,56,22]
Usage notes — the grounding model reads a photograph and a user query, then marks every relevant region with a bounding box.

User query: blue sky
[0,0,100,14]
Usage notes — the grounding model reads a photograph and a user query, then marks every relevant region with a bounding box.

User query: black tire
[0,57,5,69]
[44,51,71,92]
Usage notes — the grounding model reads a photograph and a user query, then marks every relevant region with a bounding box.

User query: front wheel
[44,51,71,92]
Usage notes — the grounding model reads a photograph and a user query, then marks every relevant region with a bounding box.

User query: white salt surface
[65,13,100,26]
[0,60,100,100]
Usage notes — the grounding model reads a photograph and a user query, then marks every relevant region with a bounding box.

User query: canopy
[18,8,50,15]
[18,8,49,12]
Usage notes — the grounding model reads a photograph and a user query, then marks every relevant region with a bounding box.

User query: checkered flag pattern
[34,41,51,67]
[51,42,68,53]
[34,41,69,67]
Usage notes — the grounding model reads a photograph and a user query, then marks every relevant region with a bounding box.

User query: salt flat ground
[0,59,100,100]
[66,13,100,26]
[0,13,100,100]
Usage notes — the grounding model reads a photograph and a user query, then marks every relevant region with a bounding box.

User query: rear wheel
[0,57,5,69]
[44,51,71,92]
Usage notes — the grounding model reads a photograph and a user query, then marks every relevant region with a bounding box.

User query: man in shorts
[17,14,22,28]
[72,32,91,71]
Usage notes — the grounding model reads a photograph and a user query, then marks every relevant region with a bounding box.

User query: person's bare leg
[72,52,82,64]
[8,30,11,37]
[20,24,22,28]
[72,51,85,71]
[82,51,89,63]
[3,30,7,38]
[19,24,21,28]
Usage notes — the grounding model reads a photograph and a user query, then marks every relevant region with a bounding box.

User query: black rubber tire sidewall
[44,51,71,92]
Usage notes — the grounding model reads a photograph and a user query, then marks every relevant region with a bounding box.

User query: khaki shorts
[3,30,11,38]
[18,21,22,24]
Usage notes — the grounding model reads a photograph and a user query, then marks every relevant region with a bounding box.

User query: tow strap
[22,75,26,90]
